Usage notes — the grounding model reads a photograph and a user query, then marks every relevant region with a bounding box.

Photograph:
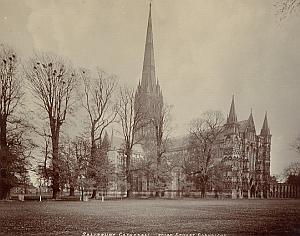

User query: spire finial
[227,94,237,123]
[140,0,156,91]
[260,111,270,136]
[248,108,256,132]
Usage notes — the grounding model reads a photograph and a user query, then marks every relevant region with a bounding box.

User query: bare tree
[275,0,300,20]
[282,161,300,185]
[292,135,300,156]
[0,44,29,200]
[117,86,145,197]
[25,53,76,199]
[184,110,225,197]
[78,68,117,198]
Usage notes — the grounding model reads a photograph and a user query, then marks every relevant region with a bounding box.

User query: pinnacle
[227,95,237,123]
[260,111,270,136]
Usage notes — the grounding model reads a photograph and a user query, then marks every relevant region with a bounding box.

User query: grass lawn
[0,199,299,236]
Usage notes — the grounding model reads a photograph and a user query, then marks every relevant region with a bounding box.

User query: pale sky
[1,0,300,176]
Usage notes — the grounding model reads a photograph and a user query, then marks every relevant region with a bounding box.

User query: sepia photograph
[0,0,300,235]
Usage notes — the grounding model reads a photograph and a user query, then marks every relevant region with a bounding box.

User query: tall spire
[227,95,237,123]
[141,2,156,92]
[260,111,270,136]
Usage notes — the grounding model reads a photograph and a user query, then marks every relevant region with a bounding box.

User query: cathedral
[217,96,271,198]
[109,3,272,198]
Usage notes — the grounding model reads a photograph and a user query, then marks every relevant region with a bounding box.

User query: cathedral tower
[221,96,272,199]
[258,112,272,198]
[224,95,239,135]
[135,3,163,142]
[223,95,243,198]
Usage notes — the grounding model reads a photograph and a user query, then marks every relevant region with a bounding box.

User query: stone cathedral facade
[217,96,271,198]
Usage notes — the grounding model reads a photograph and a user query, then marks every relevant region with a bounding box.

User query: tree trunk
[91,131,96,161]
[146,171,150,191]
[69,186,75,196]
[90,124,99,199]
[91,189,97,199]
[126,171,132,198]
[81,188,84,201]
[201,185,206,198]
[125,151,132,198]
[127,188,132,198]
[51,124,60,199]
[155,146,163,198]
[0,183,10,200]
[0,118,11,200]
[90,128,98,200]
[52,172,60,199]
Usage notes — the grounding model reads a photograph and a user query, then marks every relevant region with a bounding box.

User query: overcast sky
[1,0,300,176]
